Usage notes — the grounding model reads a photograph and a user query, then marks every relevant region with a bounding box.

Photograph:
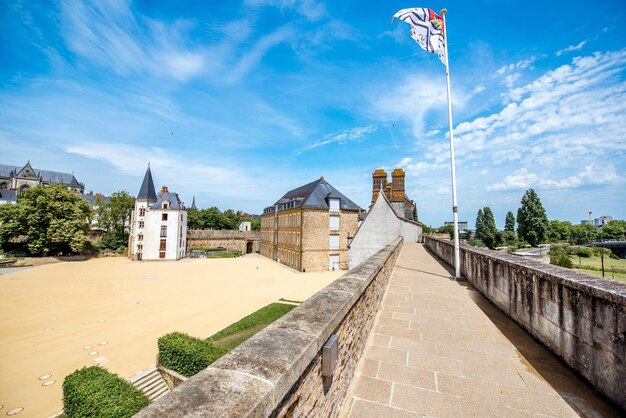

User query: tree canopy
[187,207,258,230]
[504,211,515,232]
[95,191,135,250]
[601,220,626,240]
[517,188,548,246]
[0,184,91,255]
[569,223,598,244]
[475,207,499,249]
[547,219,572,242]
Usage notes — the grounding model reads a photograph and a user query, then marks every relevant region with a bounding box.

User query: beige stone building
[260,177,363,272]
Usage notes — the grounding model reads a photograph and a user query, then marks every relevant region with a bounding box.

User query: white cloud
[295,125,377,155]
[487,165,620,191]
[495,56,537,76]
[59,0,206,81]
[556,40,587,56]
[503,73,521,88]
[369,72,468,137]
[244,0,327,21]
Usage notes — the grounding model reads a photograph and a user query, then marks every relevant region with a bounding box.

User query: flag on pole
[393,8,445,64]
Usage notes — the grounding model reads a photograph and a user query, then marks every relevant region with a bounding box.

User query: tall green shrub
[158,332,228,377]
[517,188,548,247]
[549,246,573,268]
[63,366,148,418]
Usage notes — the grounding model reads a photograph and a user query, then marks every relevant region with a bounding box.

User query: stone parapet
[137,237,403,417]
[424,236,626,411]
[187,229,261,240]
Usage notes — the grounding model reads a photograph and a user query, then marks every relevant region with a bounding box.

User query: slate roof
[150,191,185,210]
[78,194,109,205]
[137,166,157,201]
[266,177,362,213]
[0,189,17,203]
[0,164,81,186]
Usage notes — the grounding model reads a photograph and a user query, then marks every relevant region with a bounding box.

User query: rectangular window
[330,215,340,231]
[162,213,168,221]
[181,214,184,221]
[329,198,340,211]
[160,225,167,237]
[139,221,144,229]
[138,234,143,241]
[159,251,166,259]
[160,239,166,251]
[329,235,340,250]
[139,208,145,216]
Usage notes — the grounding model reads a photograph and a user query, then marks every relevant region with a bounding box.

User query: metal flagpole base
[449,275,466,281]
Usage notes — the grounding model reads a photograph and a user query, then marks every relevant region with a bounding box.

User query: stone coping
[137,237,403,417]
[425,237,626,304]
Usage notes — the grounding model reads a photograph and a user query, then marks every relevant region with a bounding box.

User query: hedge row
[158,332,228,377]
[62,366,149,418]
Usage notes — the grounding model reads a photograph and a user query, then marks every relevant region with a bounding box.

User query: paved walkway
[341,244,620,418]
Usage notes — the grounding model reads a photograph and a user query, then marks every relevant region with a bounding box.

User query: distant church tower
[370,168,418,221]
[190,195,197,210]
[128,165,187,261]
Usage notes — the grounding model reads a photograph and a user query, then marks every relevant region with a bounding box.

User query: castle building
[260,177,363,272]
[128,166,187,261]
[0,162,84,194]
[371,168,417,221]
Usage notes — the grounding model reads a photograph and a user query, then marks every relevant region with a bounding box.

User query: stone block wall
[424,236,626,410]
[187,229,260,253]
[137,237,403,417]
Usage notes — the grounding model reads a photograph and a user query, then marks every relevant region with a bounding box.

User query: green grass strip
[208,303,296,351]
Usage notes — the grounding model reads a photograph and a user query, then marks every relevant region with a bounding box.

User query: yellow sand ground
[0,254,342,417]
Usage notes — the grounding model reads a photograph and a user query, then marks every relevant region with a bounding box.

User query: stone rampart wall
[424,236,626,410]
[137,237,403,417]
[187,229,261,253]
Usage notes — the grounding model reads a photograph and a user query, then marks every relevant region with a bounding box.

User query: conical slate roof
[137,165,157,201]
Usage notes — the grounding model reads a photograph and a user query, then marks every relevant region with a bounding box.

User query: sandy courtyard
[0,254,342,417]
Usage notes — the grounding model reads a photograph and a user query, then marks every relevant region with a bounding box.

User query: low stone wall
[424,236,626,410]
[187,229,261,254]
[137,237,403,417]
[157,366,187,390]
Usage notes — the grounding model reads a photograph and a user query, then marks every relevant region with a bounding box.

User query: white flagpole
[440,9,462,279]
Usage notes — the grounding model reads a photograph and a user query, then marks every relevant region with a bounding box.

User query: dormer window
[163,202,168,209]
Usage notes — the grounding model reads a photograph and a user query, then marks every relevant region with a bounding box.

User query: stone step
[129,366,171,402]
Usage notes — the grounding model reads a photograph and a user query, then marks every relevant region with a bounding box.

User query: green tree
[437,224,454,240]
[546,220,572,242]
[187,208,202,229]
[250,217,261,231]
[95,192,135,251]
[569,224,598,244]
[516,189,548,247]
[504,211,515,232]
[475,209,485,242]
[0,184,91,255]
[601,220,626,240]
[476,207,499,249]
[501,230,518,248]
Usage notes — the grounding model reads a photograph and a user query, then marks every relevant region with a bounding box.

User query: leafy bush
[158,332,228,377]
[574,247,594,258]
[63,366,148,418]
[549,247,573,268]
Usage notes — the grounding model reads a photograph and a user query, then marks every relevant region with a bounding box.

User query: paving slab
[341,243,621,418]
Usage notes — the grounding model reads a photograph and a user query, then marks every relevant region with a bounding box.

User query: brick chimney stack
[161,186,168,194]
[391,168,405,202]
[372,169,388,204]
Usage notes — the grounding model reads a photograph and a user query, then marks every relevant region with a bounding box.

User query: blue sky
[1,0,625,228]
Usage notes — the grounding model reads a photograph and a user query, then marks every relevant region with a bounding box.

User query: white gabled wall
[348,192,421,269]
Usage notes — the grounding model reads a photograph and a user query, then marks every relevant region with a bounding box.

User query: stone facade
[425,236,626,411]
[136,238,403,417]
[260,177,363,272]
[0,162,84,194]
[187,229,260,254]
